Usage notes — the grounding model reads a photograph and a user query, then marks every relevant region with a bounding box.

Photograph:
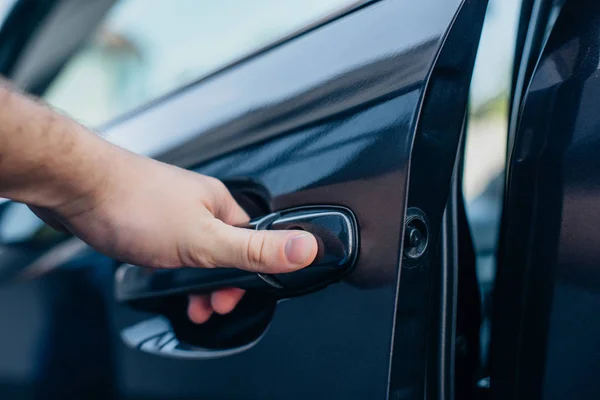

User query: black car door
[491,0,600,399]
[0,0,487,399]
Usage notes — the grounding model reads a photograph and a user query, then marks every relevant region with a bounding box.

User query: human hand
[30,144,318,323]
[0,79,317,322]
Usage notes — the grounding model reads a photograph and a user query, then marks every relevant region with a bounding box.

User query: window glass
[43,0,358,127]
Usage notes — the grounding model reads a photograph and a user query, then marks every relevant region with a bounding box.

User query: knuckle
[202,177,233,217]
[205,176,227,193]
[186,245,218,269]
[245,232,268,271]
[185,247,216,268]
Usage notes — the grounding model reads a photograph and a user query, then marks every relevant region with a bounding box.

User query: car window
[43,0,359,127]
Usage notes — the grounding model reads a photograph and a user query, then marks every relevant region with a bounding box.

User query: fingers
[187,289,246,324]
[187,295,213,324]
[195,219,318,273]
[211,288,245,315]
[185,177,315,322]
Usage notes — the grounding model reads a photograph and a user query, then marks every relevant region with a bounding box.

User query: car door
[0,0,488,399]
[491,0,600,399]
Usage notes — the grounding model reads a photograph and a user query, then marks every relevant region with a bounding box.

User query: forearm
[0,78,113,209]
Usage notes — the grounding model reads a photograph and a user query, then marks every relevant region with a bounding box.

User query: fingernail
[284,233,315,267]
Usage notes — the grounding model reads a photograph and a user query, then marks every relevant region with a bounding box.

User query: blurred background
[466,0,519,203]
[42,0,362,126]
[0,0,522,398]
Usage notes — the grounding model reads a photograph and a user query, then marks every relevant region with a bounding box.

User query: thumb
[193,219,318,274]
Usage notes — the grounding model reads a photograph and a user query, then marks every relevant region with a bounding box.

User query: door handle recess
[116,207,358,359]
[115,206,358,306]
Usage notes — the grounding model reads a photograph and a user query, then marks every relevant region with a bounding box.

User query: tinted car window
[43,0,358,127]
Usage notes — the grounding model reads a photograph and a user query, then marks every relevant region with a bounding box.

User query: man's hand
[36,148,317,323]
[0,79,318,323]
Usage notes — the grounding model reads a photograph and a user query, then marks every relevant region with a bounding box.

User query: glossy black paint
[454,172,482,399]
[0,0,488,398]
[390,1,488,398]
[101,1,457,163]
[492,1,600,398]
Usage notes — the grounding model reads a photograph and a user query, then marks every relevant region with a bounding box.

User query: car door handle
[114,206,358,307]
